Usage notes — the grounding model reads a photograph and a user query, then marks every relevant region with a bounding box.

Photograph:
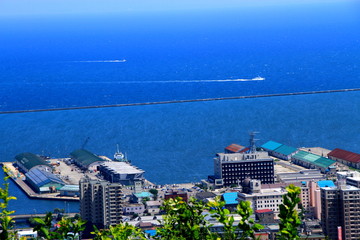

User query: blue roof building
[317,180,335,188]
[261,141,283,151]
[222,192,238,206]
[25,168,65,193]
[261,141,298,160]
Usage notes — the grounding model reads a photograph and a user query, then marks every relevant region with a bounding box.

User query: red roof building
[255,209,273,214]
[328,148,360,169]
[224,144,248,153]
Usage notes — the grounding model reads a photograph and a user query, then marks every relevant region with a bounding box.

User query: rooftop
[25,168,64,187]
[255,209,273,214]
[292,151,336,169]
[273,145,297,156]
[59,185,79,192]
[317,180,335,188]
[100,161,144,174]
[134,192,153,198]
[70,149,105,168]
[328,148,360,163]
[222,192,238,205]
[225,144,245,152]
[15,152,50,172]
[261,141,283,151]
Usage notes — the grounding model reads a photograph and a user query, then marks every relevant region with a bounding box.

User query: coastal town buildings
[321,183,360,240]
[79,178,123,229]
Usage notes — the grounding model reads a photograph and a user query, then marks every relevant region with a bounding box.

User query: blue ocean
[1,0,360,214]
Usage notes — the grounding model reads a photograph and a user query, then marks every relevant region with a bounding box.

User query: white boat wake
[0,77,265,85]
[71,59,127,63]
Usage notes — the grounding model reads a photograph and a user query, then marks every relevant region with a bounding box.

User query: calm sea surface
[1,0,360,214]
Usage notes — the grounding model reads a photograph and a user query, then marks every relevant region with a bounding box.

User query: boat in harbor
[252,76,265,81]
[113,145,130,162]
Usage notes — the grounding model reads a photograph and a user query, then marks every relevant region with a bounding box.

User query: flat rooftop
[100,162,144,174]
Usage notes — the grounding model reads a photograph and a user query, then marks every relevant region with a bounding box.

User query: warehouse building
[25,168,65,193]
[328,148,360,169]
[261,141,298,160]
[98,162,145,186]
[291,151,336,173]
[70,149,106,171]
[15,152,51,173]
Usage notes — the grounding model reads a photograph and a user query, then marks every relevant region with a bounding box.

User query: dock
[1,162,79,201]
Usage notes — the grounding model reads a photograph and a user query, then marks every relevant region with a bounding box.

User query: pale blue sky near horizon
[0,0,355,17]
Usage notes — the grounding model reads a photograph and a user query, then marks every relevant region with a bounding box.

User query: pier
[0,88,360,114]
[1,162,79,201]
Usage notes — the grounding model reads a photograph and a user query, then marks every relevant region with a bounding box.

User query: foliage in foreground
[0,166,17,240]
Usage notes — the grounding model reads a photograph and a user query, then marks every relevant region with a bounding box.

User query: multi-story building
[211,151,274,187]
[237,179,286,217]
[80,178,123,229]
[208,133,274,187]
[98,161,145,186]
[321,184,360,240]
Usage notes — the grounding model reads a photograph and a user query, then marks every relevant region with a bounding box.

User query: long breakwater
[1,88,360,114]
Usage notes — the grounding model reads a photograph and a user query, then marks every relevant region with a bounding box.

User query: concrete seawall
[1,88,360,114]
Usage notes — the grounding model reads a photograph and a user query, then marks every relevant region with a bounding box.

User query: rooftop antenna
[249,131,259,153]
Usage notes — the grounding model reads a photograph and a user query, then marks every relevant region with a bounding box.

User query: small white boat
[114,144,126,161]
[252,76,265,81]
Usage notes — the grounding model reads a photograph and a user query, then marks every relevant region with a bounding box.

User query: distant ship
[252,76,265,81]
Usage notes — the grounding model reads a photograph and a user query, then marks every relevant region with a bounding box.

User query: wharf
[1,162,79,201]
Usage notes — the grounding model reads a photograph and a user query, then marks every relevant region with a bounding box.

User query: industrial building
[321,183,360,240]
[59,185,80,197]
[70,149,107,170]
[291,151,337,173]
[276,170,325,183]
[25,168,65,193]
[14,152,51,173]
[80,178,123,229]
[328,148,360,169]
[98,161,145,185]
[261,140,298,160]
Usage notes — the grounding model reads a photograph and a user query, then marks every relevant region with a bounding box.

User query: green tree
[208,196,237,240]
[278,184,302,240]
[149,189,158,200]
[92,223,147,240]
[236,201,263,240]
[208,197,263,240]
[32,212,86,239]
[155,197,213,240]
[0,166,17,240]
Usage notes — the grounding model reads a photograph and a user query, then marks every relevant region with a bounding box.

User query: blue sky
[0,0,349,16]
